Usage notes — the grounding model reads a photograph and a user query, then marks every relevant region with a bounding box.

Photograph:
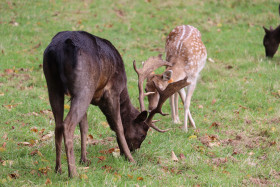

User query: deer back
[165,25,207,78]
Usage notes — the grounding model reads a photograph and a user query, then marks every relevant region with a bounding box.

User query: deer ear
[263,26,270,34]
[134,111,148,123]
[162,70,173,81]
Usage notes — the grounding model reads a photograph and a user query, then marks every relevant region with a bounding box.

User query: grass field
[0,0,280,186]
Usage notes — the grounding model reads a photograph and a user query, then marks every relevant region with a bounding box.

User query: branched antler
[133,54,172,111]
[145,77,191,132]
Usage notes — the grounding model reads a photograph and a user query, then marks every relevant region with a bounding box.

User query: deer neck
[119,88,139,126]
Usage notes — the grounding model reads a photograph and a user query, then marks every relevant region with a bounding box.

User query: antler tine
[145,77,190,132]
[133,57,172,112]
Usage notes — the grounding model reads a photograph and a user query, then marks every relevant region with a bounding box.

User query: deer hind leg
[183,82,197,132]
[79,113,90,166]
[63,89,94,178]
[43,63,65,174]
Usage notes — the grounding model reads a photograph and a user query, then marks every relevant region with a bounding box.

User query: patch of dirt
[221,132,269,155]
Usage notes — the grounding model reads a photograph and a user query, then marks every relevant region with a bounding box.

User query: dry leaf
[171,151,178,162]
[179,153,186,160]
[80,174,88,180]
[137,177,144,181]
[30,127,38,133]
[127,174,133,179]
[41,132,54,141]
[211,99,216,105]
[198,105,203,109]
[64,104,70,109]
[18,142,31,146]
[2,142,6,148]
[45,178,52,185]
[188,135,197,140]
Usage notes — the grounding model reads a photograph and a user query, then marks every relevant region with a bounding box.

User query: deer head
[133,56,190,132]
[263,26,279,58]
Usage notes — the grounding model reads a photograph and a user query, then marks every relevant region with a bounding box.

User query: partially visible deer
[134,25,207,132]
[43,31,189,177]
[263,4,280,58]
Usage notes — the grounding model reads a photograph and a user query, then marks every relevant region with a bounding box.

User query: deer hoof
[80,159,91,166]
[55,166,62,174]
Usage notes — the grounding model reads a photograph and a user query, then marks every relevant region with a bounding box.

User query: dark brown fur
[43,31,148,177]
[263,4,280,58]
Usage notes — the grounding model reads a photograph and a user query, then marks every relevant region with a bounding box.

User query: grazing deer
[263,4,280,58]
[43,31,189,177]
[134,25,207,132]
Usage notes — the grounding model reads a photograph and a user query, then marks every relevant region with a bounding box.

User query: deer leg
[99,92,135,162]
[48,89,64,174]
[183,82,197,132]
[79,113,90,166]
[63,91,93,178]
[169,95,175,122]
[174,92,181,124]
[178,88,196,128]
[43,65,65,174]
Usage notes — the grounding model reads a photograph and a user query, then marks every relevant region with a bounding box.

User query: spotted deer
[134,25,207,132]
[43,31,189,177]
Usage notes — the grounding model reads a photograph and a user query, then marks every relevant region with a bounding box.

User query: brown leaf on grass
[171,151,178,162]
[210,122,220,129]
[211,99,216,105]
[30,127,38,133]
[99,148,115,154]
[212,157,227,166]
[249,177,270,185]
[114,9,125,18]
[4,69,13,74]
[18,142,31,146]
[137,177,144,181]
[41,132,54,141]
[87,137,114,145]
[101,165,113,173]
[38,166,51,176]
[179,153,186,160]
[127,174,133,179]
[30,149,43,156]
[199,134,220,147]
[8,172,19,179]
[2,142,6,148]
[45,178,52,185]
[225,65,233,69]
[2,133,8,140]
[97,156,106,163]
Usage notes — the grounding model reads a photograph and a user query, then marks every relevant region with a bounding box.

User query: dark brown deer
[134,25,207,132]
[43,31,189,177]
[263,4,280,58]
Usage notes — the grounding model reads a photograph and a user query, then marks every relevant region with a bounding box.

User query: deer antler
[145,76,191,132]
[133,54,172,111]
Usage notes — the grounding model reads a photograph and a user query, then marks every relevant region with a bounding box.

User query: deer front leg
[100,94,135,163]
[79,113,90,166]
[169,94,181,124]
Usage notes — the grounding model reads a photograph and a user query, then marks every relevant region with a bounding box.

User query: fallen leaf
[211,99,216,105]
[41,132,54,141]
[8,172,19,179]
[80,174,88,180]
[0,147,6,152]
[18,142,31,146]
[2,133,7,140]
[45,178,52,185]
[171,151,178,162]
[179,153,186,160]
[127,174,133,179]
[30,127,38,133]
[38,166,50,176]
[188,135,197,140]
[137,177,144,181]
[2,142,6,148]
[198,105,203,109]
[64,104,70,110]
[97,156,106,163]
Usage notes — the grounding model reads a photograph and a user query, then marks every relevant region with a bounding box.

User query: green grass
[0,0,280,186]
